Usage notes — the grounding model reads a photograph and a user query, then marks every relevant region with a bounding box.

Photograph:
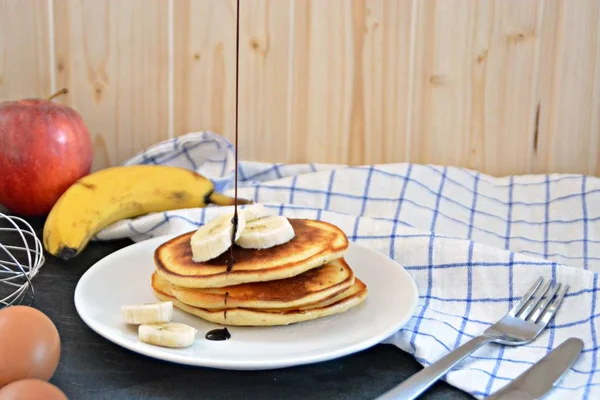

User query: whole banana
[43,164,251,260]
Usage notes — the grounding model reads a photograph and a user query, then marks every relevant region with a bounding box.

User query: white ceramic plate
[74,236,418,370]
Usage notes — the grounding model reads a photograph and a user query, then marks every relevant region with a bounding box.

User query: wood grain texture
[288,1,349,164]
[238,0,293,162]
[0,0,51,100]
[53,0,170,170]
[481,0,544,176]
[409,0,474,169]
[534,0,600,175]
[409,0,544,176]
[2,0,600,175]
[173,0,236,147]
[214,0,415,165]
[287,0,412,165]
[374,0,415,164]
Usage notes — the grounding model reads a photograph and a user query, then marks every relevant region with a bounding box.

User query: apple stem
[48,88,68,101]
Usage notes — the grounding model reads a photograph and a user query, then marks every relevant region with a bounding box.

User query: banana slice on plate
[235,216,295,250]
[122,301,173,325]
[138,322,197,348]
[190,212,247,262]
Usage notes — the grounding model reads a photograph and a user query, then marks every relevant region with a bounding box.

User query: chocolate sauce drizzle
[223,291,230,320]
[226,0,241,275]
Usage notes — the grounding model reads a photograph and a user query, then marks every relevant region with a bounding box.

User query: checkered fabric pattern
[98,132,600,399]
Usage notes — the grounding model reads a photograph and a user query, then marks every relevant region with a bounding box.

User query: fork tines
[509,277,568,325]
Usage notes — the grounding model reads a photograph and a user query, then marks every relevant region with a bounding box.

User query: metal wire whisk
[0,212,45,307]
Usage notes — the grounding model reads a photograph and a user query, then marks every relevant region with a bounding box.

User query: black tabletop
[0,212,473,400]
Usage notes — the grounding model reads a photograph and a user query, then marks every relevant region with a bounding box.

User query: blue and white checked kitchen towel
[97,132,600,399]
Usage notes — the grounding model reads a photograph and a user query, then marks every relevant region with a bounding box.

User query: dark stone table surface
[0,211,473,400]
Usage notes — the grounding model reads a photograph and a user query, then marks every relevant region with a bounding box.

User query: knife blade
[485,337,583,400]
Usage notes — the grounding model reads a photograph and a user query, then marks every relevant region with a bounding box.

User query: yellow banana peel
[42,164,251,260]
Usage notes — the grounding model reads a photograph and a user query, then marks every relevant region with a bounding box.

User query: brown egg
[0,306,61,387]
[0,379,67,400]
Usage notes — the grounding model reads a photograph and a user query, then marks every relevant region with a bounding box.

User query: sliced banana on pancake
[243,203,271,221]
[190,211,247,262]
[235,215,295,249]
[155,219,349,288]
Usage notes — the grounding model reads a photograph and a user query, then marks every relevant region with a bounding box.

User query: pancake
[152,273,368,327]
[161,257,354,309]
[154,219,349,288]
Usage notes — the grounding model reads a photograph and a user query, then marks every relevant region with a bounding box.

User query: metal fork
[376,277,568,400]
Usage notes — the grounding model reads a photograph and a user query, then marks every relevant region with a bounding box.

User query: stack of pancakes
[151,218,368,326]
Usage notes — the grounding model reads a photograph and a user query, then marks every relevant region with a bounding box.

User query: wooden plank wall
[1,0,599,176]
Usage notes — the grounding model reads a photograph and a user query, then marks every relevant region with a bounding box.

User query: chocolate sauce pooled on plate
[205,327,231,341]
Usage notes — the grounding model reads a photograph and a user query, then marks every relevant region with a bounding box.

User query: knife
[485,337,583,400]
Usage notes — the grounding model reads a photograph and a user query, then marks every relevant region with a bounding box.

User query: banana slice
[243,203,271,221]
[122,301,173,325]
[138,322,197,348]
[235,216,295,249]
[190,211,247,262]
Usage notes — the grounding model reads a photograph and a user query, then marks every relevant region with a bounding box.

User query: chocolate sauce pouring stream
[227,0,241,275]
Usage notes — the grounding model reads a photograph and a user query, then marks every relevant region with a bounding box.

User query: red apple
[0,89,93,216]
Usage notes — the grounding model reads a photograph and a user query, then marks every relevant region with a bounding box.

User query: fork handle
[375,335,491,400]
